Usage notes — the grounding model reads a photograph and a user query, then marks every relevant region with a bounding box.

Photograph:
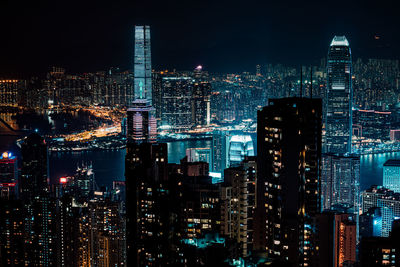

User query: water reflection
[48,139,400,191]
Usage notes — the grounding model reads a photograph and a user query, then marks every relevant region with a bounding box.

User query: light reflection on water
[49,140,212,187]
[360,152,400,190]
[49,139,399,191]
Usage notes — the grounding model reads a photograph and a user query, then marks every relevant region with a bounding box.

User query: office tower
[353,109,391,141]
[0,152,24,266]
[257,97,322,265]
[321,154,360,212]
[192,81,211,126]
[211,130,229,175]
[127,99,157,143]
[186,147,212,166]
[160,76,193,130]
[325,36,353,154]
[360,220,400,267]
[0,151,18,198]
[221,157,256,257]
[125,142,170,266]
[359,207,382,238]
[20,133,55,266]
[129,26,157,142]
[362,185,400,237]
[316,212,357,267]
[383,159,400,193]
[134,25,152,103]
[228,134,255,167]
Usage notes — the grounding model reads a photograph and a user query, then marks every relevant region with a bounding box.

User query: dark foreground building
[257,97,322,266]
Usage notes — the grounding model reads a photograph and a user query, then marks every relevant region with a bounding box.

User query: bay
[49,140,400,191]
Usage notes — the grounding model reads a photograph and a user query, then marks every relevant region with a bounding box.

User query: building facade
[134,26,152,103]
[325,36,353,154]
[257,97,322,265]
[383,159,400,193]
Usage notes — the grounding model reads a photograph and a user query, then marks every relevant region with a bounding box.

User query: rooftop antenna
[310,66,313,99]
[299,66,303,98]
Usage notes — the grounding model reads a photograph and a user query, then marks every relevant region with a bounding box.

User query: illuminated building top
[330,36,350,47]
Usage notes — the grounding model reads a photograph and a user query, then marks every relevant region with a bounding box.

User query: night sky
[0,0,398,77]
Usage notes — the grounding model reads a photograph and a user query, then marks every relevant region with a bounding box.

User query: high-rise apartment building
[362,185,400,237]
[0,152,24,266]
[0,151,18,198]
[317,212,357,267]
[325,36,353,154]
[192,81,211,126]
[0,80,20,107]
[211,130,229,175]
[221,157,257,257]
[20,133,55,266]
[125,142,170,266]
[257,97,322,265]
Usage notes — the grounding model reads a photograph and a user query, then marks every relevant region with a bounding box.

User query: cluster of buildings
[2,25,400,267]
[0,137,126,266]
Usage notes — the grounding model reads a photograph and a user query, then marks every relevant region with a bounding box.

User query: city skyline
[0,0,399,76]
[2,2,400,265]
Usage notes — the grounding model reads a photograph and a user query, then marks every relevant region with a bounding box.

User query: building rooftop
[384,159,400,167]
[330,36,349,47]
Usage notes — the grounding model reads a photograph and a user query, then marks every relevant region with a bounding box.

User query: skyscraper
[325,36,353,154]
[257,97,322,265]
[221,157,257,257]
[316,212,357,267]
[0,151,24,266]
[134,25,152,103]
[128,25,157,143]
[192,81,211,126]
[160,76,193,130]
[383,159,400,193]
[127,99,157,143]
[20,133,55,266]
[125,142,170,266]
[321,154,360,212]
[228,134,255,167]
[0,151,18,198]
[362,185,400,237]
[211,130,229,175]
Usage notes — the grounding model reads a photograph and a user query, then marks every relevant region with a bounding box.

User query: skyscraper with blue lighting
[383,159,400,193]
[128,26,156,143]
[325,36,353,154]
[134,25,152,103]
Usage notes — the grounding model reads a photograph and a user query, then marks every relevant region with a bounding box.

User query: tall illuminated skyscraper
[325,36,353,154]
[134,25,152,103]
[128,26,156,143]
